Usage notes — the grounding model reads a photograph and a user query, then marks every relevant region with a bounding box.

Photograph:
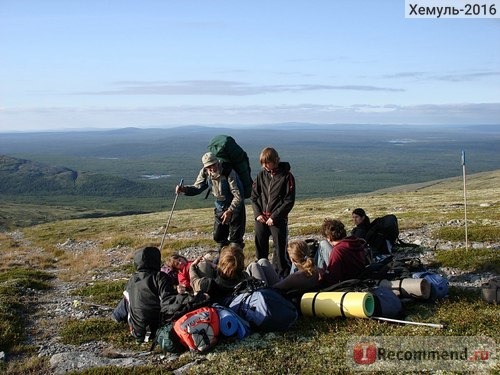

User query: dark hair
[352,208,370,225]
[352,208,366,217]
[321,218,347,241]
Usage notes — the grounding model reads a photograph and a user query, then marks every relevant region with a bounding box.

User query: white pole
[371,316,445,329]
[461,150,468,251]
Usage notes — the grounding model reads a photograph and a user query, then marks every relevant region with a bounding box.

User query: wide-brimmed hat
[202,152,218,168]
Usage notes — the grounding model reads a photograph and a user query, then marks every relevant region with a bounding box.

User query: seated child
[165,254,193,294]
[247,240,322,297]
[111,246,176,343]
[189,243,250,304]
[322,219,368,287]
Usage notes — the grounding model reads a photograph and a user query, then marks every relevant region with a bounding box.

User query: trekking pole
[371,316,445,329]
[159,178,183,250]
[461,150,469,251]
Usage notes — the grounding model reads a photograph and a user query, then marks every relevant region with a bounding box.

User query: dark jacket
[126,247,175,341]
[251,161,296,223]
[273,269,322,298]
[324,237,367,286]
[351,220,370,239]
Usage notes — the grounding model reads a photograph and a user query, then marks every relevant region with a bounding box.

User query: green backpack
[155,322,185,353]
[208,135,253,199]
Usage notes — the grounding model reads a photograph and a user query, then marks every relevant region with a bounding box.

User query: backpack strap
[339,292,351,318]
[221,162,232,177]
[204,163,233,200]
[196,328,211,350]
[395,238,420,248]
[310,291,320,317]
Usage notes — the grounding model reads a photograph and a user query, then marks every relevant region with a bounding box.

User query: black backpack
[359,255,426,281]
[304,238,320,259]
[208,135,253,199]
[366,214,419,255]
[366,214,399,252]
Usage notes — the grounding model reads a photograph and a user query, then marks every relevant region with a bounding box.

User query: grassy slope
[18,170,498,253]
[1,170,499,374]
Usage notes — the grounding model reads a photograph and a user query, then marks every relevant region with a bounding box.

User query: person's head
[217,243,245,279]
[133,246,162,272]
[321,218,347,241]
[259,147,280,172]
[352,208,369,226]
[201,152,220,174]
[165,254,188,271]
[287,239,315,277]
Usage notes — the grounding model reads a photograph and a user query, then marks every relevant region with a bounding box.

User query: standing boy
[176,152,246,249]
[251,147,296,278]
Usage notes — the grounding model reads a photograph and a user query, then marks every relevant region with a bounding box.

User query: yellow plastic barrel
[300,291,375,318]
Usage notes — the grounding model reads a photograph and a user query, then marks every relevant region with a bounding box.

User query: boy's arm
[271,172,296,220]
[250,173,263,218]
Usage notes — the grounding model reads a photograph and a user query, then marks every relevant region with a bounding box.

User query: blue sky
[1,0,499,131]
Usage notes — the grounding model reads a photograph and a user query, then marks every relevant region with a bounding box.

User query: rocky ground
[4,226,499,374]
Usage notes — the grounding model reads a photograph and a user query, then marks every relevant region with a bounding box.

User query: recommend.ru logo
[347,336,496,372]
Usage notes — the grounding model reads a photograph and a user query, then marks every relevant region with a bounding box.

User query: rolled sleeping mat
[300,291,375,319]
[377,278,431,299]
[214,305,251,339]
[217,307,238,337]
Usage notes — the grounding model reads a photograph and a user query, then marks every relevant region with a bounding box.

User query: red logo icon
[353,342,377,364]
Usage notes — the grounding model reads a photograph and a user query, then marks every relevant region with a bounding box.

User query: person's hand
[201,293,210,301]
[256,215,266,223]
[192,255,204,266]
[177,284,187,294]
[175,185,185,194]
[265,217,274,226]
[221,210,232,224]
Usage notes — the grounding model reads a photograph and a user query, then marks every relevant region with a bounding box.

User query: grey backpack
[481,276,500,304]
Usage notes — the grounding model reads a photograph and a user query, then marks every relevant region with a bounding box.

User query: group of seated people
[112,209,372,344]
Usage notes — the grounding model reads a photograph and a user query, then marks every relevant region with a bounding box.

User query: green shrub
[0,268,54,287]
[66,367,173,375]
[72,280,127,305]
[60,318,125,345]
[0,268,54,353]
[0,356,49,375]
[434,248,499,273]
[433,225,498,242]
[103,236,138,249]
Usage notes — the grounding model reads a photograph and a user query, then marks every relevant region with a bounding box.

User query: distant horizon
[1,122,499,134]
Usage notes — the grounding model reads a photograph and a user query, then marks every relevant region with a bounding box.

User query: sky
[1,0,499,132]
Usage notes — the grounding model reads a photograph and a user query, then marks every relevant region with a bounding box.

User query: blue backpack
[229,288,298,332]
[412,271,449,301]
